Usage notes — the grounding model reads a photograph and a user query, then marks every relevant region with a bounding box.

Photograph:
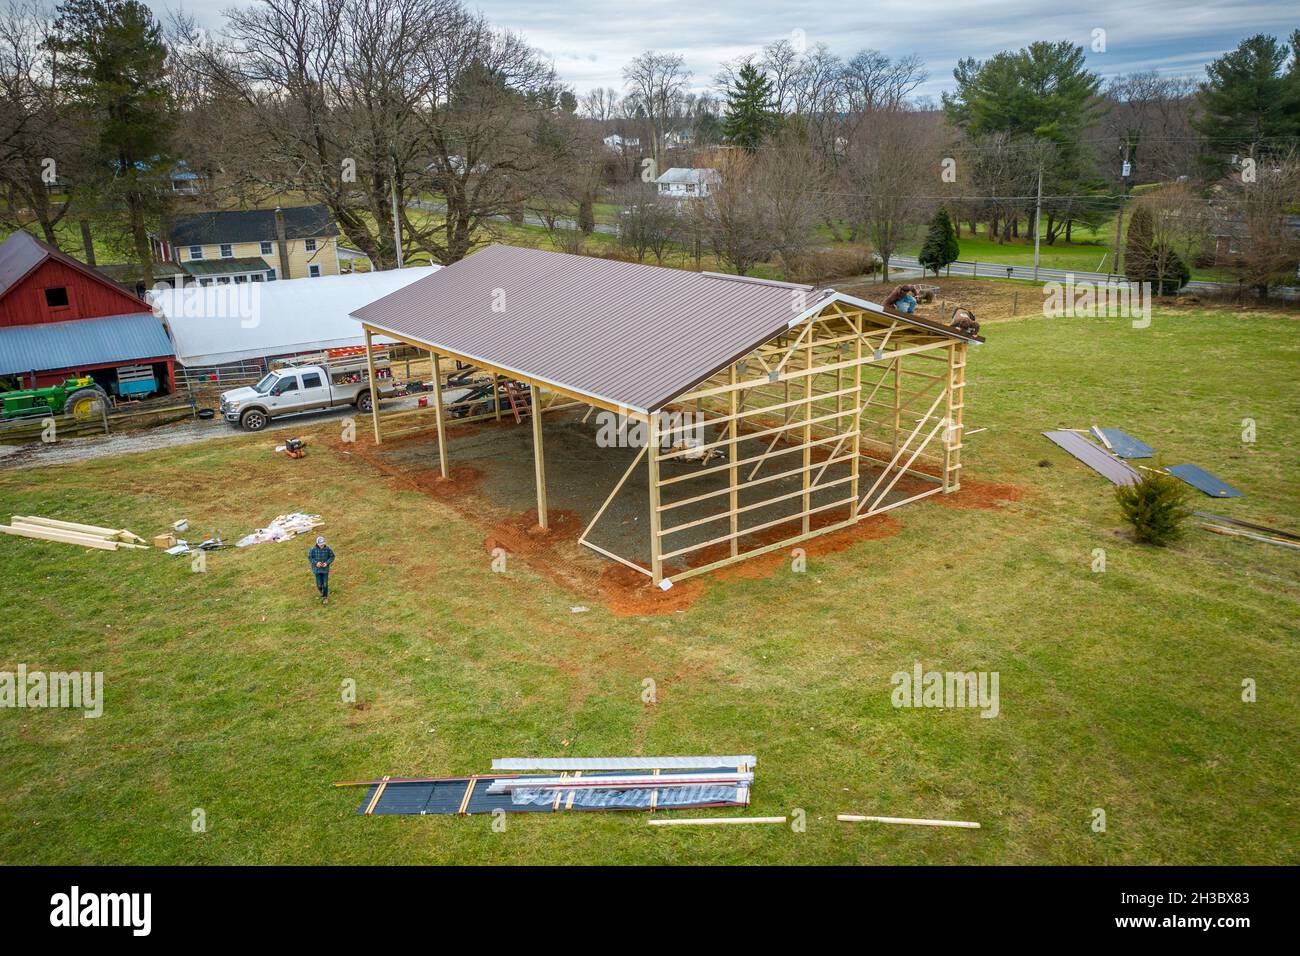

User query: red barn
[0,231,175,393]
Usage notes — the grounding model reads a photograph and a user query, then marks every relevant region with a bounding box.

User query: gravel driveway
[0,395,423,471]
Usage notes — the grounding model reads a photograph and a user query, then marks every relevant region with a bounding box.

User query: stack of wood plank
[0,516,148,551]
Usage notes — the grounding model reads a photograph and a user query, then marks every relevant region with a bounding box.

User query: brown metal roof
[351,245,973,413]
[352,245,831,412]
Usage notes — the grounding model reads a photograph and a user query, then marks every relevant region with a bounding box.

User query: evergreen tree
[918,207,960,275]
[1123,203,1155,282]
[722,61,776,151]
[1194,32,1300,177]
[47,0,173,285]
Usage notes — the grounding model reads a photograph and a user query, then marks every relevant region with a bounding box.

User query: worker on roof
[308,535,335,605]
[883,284,919,314]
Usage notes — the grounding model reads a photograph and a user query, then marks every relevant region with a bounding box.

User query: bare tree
[191,0,558,267]
[842,107,937,279]
[622,50,690,170]
[0,1,81,246]
[1102,71,1199,184]
[698,149,772,275]
[616,181,679,264]
[756,130,828,273]
[1139,181,1210,291]
[580,86,619,122]
[1217,150,1300,295]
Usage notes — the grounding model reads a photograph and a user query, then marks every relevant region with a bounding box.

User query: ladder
[503,380,531,423]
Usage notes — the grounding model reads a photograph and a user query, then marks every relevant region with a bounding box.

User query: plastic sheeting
[510,785,743,809]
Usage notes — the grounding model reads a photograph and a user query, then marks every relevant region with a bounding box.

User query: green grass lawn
[0,306,1296,864]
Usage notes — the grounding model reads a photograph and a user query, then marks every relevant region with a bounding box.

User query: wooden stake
[837,814,980,829]
[648,816,787,827]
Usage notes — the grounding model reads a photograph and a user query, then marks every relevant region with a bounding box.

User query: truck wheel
[240,409,268,431]
[64,387,107,421]
[356,391,373,413]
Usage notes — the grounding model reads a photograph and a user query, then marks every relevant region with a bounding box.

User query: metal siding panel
[0,312,174,376]
[1042,431,1140,486]
[1167,464,1244,498]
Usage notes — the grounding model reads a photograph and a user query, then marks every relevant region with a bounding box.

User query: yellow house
[158,204,341,284]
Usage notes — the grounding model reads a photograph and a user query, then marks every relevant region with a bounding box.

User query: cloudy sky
[160,0,1296,98]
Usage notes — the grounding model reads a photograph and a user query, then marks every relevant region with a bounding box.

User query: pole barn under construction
[351,245,982,587]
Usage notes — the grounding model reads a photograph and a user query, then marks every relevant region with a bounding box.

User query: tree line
[2,0,1298,292]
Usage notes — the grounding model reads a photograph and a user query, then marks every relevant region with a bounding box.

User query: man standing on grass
[308,535,335,605]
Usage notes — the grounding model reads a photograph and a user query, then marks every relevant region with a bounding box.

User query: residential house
[0,230,175,393]
[603,134,642,153]
[654,167,719,200]
[152,203,341,283]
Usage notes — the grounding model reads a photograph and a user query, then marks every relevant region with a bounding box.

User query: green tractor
[0,375,109,422]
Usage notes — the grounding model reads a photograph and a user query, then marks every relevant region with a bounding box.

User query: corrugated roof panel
[352,245,832,412]
[0,312,174,375]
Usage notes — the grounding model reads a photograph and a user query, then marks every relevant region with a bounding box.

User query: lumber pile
[0,515,148,551]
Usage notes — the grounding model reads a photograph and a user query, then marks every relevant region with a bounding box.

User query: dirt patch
[599,564,705,616]
[483,509,583,556]
[839,277,1034,325]
[598,512,902,616]
[928,480,1025,510]
[328,412,922,617]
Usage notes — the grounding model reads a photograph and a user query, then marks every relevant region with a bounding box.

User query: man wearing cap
[307,535,335,605]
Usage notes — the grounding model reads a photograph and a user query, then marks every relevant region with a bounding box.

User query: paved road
[890,254,1300,298]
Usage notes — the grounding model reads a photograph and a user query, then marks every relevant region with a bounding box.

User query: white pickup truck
[219,353,395,431]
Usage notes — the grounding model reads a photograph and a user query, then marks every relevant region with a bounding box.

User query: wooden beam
[530,384,548,530]
[728,364,739,557]
[802,334,813,534]
[0,524,121,550]
[364,328,382,445]
[431,352,449,479]
[647,413,663,584]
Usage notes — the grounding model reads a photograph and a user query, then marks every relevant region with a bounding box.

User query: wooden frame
[360,306,972,583]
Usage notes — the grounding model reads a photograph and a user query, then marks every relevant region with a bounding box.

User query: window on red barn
[44,287,70,309]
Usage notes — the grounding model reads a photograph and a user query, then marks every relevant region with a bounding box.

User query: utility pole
[390,152,404,269]
[1031,162,1043,281]
[1110,141,1131,279]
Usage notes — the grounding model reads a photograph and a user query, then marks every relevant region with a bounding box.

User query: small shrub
[1115,469,1192,545]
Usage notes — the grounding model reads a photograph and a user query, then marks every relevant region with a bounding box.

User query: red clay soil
[331,432,1011,617]
[927,480,1025,510]
[597,512,901,616]
[482,509,583,556]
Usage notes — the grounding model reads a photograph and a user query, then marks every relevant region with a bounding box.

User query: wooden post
[530,384,548,529]
[493,373,502,421]
[850,313,863,521]
[647,411,663,584]
[364,327,382,445]
[431,351,449,479]
[892,354,902,457]
[945,343,966,493]
[728,364,739,557]
[802,333,813,534]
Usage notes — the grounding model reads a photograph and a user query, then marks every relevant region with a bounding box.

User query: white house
[654,167,720,200]
[602,134,641,153]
